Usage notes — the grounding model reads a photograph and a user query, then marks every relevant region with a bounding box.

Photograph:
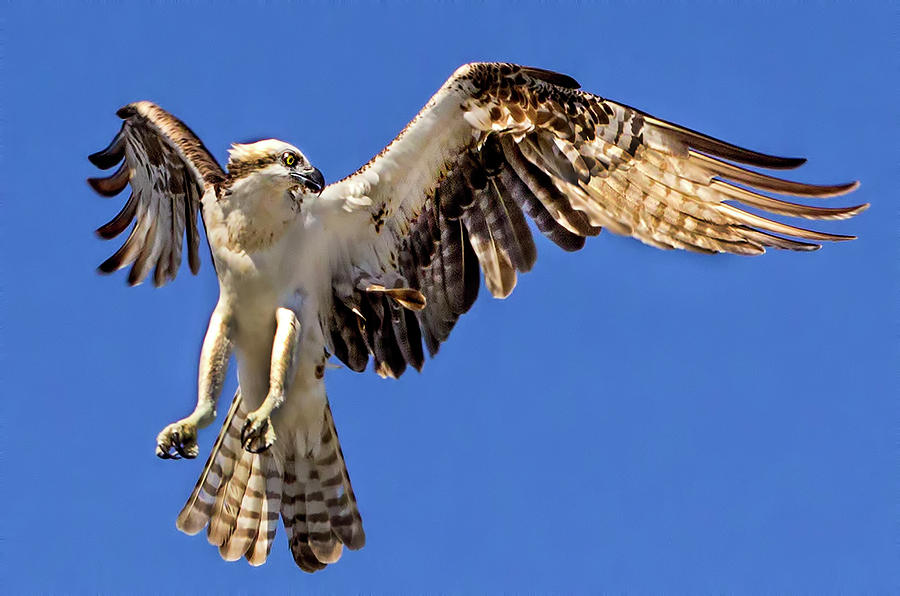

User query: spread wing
[87,101,226,286]
[318,62,866,378]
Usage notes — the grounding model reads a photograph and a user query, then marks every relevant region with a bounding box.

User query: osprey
[87,62,865,571]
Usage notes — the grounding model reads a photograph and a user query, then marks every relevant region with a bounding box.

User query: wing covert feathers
[177,393,364,572]
[324,62,865,376]
[87,101,224,286]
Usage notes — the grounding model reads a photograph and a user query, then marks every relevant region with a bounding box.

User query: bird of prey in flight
[87,62,865,571]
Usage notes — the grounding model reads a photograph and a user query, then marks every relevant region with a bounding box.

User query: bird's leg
[241,306,301,453]
[156,305,234,459]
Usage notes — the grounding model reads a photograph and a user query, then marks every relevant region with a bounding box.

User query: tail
[175,390,366,570]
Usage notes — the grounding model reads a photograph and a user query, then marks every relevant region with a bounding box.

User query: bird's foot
[241,411,276,453]
[156,419,199,459]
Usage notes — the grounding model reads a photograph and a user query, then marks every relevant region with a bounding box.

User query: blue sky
[2,2,896,593]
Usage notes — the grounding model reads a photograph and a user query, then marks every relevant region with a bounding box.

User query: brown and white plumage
[174,390,364,568]
[87,62,865,572]
[318,62,866,377]
[88,101,224,286]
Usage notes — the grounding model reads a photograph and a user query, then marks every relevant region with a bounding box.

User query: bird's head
[226,139,325,197]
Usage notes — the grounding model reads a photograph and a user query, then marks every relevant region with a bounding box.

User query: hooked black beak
[290,167,325,195]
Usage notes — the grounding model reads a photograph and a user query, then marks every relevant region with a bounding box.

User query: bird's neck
[211,175,298,254]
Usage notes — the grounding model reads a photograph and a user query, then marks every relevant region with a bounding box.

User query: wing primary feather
[87,161,131,197]
[691,151,860,197]
[717,203,857,242]
[711,180,869,220]
[128,216,159,285]
[736,227,822,251]
[153,229,173,287]
[88,127,126,169]
[95,192,138,239]
[98,192,151,274]
[645,115,806,169]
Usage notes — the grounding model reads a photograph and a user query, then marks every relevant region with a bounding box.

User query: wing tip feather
[837,202,869,219]
[88,150,122,170]
[94,226,115,240]
[839,180,861,194]
[799,179,860,198]
[96,259,119,275]
[771,156,807,169]
[86,174,128,197]
[126,265,145,286]
[88,127,127,169]
[649,116,810,170]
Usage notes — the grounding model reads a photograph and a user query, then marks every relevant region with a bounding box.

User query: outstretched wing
[318,62,866,377]
[88,102,226,286]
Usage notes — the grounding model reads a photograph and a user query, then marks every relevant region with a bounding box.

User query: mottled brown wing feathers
[324,62,865,377]
[88,101,225,286]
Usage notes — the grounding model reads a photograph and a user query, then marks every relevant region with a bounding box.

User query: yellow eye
[282,152,297,167]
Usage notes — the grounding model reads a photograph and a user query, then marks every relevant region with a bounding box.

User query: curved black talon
[157,447,180,460]
[244,441,270,454]
[240,420,251,447]
[241,417,273,453]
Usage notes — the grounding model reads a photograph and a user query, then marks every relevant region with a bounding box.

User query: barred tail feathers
[175,389,245,537]
[175,392,365,571]
[283,402,365,570]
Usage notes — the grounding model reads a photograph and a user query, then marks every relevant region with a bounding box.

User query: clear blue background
[2,2,896,593]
